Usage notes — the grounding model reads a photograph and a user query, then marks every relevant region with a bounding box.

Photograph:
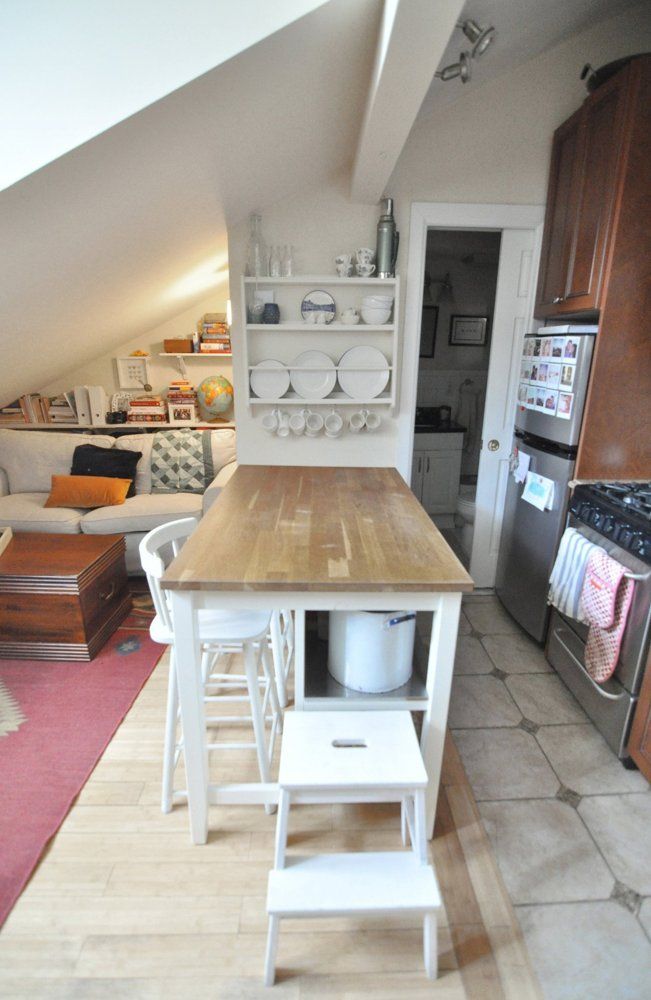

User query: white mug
[340,308,360,324]
[364,410,381,432]
[335,253,352,266]
[324,411,344,438]
[305,412,324,437]
[276,412,290,437]
[349,410,365,433]
[261,410,279,433]
[336,263,353,277]
[356,247,374,262]
[356,263,376,276]
[289,412,306,435]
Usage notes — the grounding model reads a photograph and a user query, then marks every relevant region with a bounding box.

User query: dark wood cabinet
[535,69,629,318]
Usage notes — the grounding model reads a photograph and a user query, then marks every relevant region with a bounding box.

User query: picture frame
[419,305,439,358]
[449,315,489,346]
[115,356,151,390]
[168,403,198,426]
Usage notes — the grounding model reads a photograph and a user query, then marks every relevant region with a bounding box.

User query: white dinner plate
[338,346,389,400]
[290,351,336,400]
[250,359,290,399]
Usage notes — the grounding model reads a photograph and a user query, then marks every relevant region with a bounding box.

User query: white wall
[0,0,328,191]
[41,289,234,422]
[229,3,651,468]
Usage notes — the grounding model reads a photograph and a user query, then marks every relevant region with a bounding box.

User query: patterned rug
[0,579,161,927]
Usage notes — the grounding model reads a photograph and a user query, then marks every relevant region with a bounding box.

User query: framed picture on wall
[419,305,439,357]
[449,315,489,346]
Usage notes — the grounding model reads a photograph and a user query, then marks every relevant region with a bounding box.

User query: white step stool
[264,710,441,986]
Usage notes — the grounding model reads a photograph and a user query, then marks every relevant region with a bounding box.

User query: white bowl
[361,306,392,325]
[362,296,394,307]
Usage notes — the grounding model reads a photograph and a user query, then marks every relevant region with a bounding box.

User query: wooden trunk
[0,533,131,661]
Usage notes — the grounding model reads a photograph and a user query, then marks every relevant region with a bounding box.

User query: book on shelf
[127,413,167,423]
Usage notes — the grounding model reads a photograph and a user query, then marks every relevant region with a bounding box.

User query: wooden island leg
[169,590,209,844]
[420,592,462,837]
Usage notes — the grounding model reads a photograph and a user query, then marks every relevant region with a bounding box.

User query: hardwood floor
[0,650,541,998]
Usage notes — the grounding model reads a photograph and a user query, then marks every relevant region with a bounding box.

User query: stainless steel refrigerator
[495,325,597,642]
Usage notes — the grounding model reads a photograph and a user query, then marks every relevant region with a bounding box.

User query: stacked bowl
[361,294,394,325]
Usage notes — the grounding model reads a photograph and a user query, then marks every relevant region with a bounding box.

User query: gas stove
[569,482,651,563]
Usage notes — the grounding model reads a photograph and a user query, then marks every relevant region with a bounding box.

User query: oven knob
[589,509,604,529]
[601,515,615,534]
[578,501,594,521]
[617,525,635,549]
[630,534,647,557]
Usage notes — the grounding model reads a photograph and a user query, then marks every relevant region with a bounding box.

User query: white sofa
[0,428,237,573]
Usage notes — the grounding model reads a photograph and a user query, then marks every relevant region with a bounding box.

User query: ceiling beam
[351,0,464,204]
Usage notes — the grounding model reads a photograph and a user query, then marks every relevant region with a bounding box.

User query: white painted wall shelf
[241,274,400,417]
[159,351,232,376]
[0,422,235,431]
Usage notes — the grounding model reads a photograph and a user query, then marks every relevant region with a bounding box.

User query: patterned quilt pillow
[150,429,215,494]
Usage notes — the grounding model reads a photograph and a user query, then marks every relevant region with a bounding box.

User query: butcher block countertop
[161,466,474,594]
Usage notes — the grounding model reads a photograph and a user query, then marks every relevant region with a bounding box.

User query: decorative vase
[263,303,280,324]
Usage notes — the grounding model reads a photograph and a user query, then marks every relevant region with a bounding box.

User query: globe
[197,375,234,420]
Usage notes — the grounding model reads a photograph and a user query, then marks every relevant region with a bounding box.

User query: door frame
[397,202,545,582]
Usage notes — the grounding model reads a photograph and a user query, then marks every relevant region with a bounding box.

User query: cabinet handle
[100,582,116,602]
[426,456,430,473]
[552,296,564,304]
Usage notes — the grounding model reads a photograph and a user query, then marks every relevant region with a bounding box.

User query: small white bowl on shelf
[361,306,392,325]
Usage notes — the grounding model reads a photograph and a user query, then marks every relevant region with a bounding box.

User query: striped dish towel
[548,528,601,623]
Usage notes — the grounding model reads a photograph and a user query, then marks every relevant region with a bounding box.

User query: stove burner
[571,482,651,563]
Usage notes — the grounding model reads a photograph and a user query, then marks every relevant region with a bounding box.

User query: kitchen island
[161,465,473,844]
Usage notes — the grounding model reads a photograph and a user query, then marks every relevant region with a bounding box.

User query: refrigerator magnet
[547,364,561,389]
[557,392,574,419]
[541,338,552,357]
[544,389,559,415]
[563,338,578,362]
[526,386,536,408]
[538,363,548,384]
[551,337,565,358]
[533,338,542,357]
[560,365,575,389]
[522,471,555,511]
[535,389,546,410]
[517,382,528,403]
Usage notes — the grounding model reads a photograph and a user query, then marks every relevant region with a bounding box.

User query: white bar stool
[264,710,441,986]
[139,518,283,813]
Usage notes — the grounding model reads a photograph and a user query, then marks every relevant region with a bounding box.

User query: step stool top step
[278,711,427,790]
[267,851,441,917]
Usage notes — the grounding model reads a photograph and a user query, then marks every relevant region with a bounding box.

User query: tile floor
[449,595,651,1000]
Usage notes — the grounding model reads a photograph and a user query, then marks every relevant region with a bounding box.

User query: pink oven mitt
[581,549,635,683]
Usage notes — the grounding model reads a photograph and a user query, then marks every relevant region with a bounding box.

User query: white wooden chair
[264,710,441,986]
[139,518,284,813]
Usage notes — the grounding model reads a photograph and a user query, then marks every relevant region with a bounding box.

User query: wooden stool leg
[161,646,178,814]
[423,912,438,980]
[264,914,280,986]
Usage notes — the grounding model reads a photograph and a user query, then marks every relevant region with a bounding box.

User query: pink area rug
[0,585,162,927]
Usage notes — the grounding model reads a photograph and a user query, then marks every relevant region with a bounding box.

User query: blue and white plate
[301,289,336,324]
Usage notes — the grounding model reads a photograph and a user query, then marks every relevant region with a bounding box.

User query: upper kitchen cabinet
[535,67,629,318]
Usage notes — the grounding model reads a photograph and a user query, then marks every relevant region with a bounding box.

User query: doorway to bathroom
[398,202,544,589]
[412,229,501,567]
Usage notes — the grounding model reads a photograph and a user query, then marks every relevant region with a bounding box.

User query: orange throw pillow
[45,474,131,509]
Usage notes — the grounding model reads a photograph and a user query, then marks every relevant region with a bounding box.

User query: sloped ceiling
[0,0,381,406]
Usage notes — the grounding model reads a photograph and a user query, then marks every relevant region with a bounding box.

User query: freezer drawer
[495,438,574,642]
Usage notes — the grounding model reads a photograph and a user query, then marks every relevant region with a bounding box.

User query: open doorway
[412,229,502,567]
[398,203,544,589]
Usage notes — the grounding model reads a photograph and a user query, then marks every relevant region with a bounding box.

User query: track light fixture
[457,18,495,58]
[435,51,472,84]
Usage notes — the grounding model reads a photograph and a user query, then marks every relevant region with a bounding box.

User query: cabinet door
[562,70,629,312]
[534,109,583,317]
[627,649,651,782]
[422,451,462,514]
[410,451,425,502]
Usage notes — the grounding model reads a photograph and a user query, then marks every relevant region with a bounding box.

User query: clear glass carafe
[245,214,268,277]
[281,244,294,277]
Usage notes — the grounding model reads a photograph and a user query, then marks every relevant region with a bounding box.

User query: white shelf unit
[241,275,399,416]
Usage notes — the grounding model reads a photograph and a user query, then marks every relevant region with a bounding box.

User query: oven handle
[555,627,624,702]
[624,570,651,581]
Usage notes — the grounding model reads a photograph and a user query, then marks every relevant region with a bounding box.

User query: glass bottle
[269,245,282,277]
[245,214,268,277]
[281,244,294,277]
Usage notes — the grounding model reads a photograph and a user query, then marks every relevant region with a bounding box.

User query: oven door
[545,519,651,757]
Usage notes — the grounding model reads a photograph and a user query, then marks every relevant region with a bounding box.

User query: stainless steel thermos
[375,196,399,278]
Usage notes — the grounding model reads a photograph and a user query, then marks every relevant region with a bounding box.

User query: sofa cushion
[113,434,153,494]
[0,492,83,533]
[80,492,203,535]
[209,429,236,473]
[71,443,142,498]
[0,430,115,494]
[45,474,131,509]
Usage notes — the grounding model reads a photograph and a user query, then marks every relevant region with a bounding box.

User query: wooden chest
[0,533,132,661]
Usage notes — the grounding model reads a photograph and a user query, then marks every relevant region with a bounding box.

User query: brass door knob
[487,439,500,452]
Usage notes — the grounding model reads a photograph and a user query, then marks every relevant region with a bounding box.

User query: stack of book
[0,400,26,424]
[166,379,198,407]
[48,393,77,424]
[199,312,231,354]
[127,394,167,423]
[16,393,56,423]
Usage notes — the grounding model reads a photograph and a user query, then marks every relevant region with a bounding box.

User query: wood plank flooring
[0,651,541,998]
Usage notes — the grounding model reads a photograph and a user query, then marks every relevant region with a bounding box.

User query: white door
[470,229,537,587]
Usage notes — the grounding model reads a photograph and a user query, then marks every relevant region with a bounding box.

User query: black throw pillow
[71,444,142,499]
